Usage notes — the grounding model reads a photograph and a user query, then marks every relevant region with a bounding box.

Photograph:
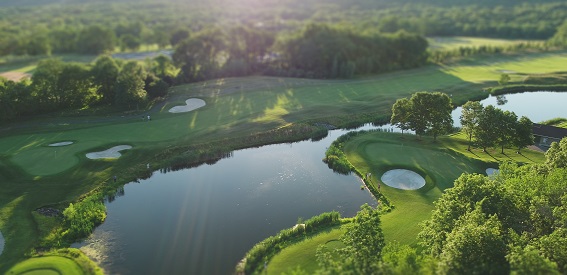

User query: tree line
[460,100,534,153]
[0,55,172,121]
[2,0,567,56]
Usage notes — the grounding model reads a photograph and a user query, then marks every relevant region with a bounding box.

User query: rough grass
[0,51,564,272]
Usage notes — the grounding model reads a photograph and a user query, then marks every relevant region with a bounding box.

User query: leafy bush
[62,195,106,240]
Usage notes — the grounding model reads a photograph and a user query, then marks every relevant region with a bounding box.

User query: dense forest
[1,0,567,56]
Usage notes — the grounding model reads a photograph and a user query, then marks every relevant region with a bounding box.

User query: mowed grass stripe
[5,256,83,275]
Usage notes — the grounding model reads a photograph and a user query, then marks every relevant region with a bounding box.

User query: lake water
[452,91,567,126]
[73,127,377,275]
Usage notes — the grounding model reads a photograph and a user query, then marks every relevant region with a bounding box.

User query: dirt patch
[381,169,426,190]
[168,98,206,113]
[86,145,132,159]
[0,71,31,82]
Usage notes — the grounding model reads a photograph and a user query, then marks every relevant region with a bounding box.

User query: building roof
[532,123,567,140]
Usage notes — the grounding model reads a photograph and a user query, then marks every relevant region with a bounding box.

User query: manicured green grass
[342,131,544,245]
[343,132,491,245]
[5,256,83,275]
[267,226,346,275]
[428,36,542,51]
[0,51,563,272]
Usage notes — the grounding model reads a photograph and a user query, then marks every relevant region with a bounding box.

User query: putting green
[344,132,489,244]
[5,256,83,275]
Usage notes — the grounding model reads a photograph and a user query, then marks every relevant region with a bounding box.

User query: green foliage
[438,205,509,274]
[545,138,567,169]
[240,211,341,274]
[460,101,484,150]
[316,204,385,274]
[62,195,106,240]
[276,24,428,79]
[391,92,453,139]
[499,73,511,85]
[77,25,116,55]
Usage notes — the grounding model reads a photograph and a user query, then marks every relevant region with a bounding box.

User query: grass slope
[267,226,346,275]
[0,51,563,271]
[6,256,83,275]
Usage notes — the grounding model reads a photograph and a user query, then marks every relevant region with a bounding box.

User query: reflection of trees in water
[496,95,508,105]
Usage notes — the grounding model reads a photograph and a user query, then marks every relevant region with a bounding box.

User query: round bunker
[486,168,499,176]
[86,145,132,159]
[48,141,74,147]
[168,98,206,113]
[381,169,426,190]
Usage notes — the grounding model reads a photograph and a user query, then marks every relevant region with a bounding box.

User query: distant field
[428,36,543,50]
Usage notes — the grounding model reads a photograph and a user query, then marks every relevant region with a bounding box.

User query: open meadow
[0,51,565,272]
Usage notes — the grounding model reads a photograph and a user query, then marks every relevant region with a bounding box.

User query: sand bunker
[381,169,426,190]
[168,98,206,113]
[49,141,74,147]
[486,168,499,176]
[86,145,132,159]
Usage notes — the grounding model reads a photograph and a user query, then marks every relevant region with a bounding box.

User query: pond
[452,91,567,126]
[73,127,377,275]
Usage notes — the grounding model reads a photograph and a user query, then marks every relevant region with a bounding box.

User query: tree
[390,97,412,135]
[460,101,484,150]
[512,116,534,153]
[438,206,509,275]
[545,137,567,169]
[120,34,141,51]
[317,204,385,274]
[474,105,499,151]
[77,25,116,54]
[496,110,518,154]
[114,61,147,109]
[31,59,64,110]
[91,55,120,104]
[499,73,511,85]
[170,29,190,46]
[407,92,453,140]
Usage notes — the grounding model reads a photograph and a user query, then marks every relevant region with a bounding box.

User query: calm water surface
[73,127,377,275]
[452,91,567,126]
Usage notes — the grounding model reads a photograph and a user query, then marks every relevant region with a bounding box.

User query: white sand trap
[49,141,74,147]
[486,168,499,176]
[86,145,132,159]
[381,169,426,190]
[168,98,206,113]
